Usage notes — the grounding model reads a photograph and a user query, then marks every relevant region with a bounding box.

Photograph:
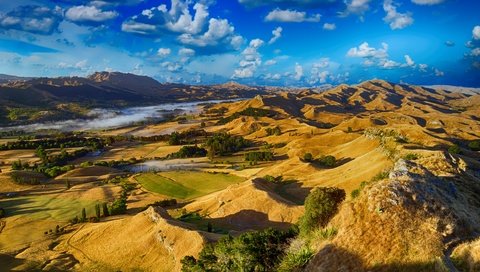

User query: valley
[0,79,479,271]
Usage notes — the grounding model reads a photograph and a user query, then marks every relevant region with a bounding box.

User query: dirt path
[65,224,95,263]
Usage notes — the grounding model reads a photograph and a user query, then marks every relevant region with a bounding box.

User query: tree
[102,202,109,217]
[81,208,87,222]
[0,208,5,218]
[468,140,480,151]
[95,204,101,219]
[298,187,346,235]
[207,222,213,233]
[65,179,71,189]
[448,144,461,154]
[303,153,313,162]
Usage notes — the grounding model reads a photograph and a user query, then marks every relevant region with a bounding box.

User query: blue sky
[0,0,479,86]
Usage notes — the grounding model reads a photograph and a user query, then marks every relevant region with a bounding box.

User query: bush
[403,153,419,160]
[298,187,345,235]
[277,246,314,272]
[448,144,462,154]
[317,155,336,167]
[468,140,480,151]
[350,189,360,199]
[109,197,127,215]
[167,145,207,159]
[303,153,313,162]
[181,228,297,272]
[245,151,274,162]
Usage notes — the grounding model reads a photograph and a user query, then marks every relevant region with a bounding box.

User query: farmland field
[135,171,245,199]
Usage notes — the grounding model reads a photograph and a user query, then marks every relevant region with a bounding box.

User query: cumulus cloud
[294,62,303,80]
[383,0,414,30]
[309,59,330,84]
[419,63,428,72]
[264,59,277,66]
[0,5,63,35]
[65,5,118,23]
[122,0,242,53]
[265,8,321,23]
[179,48,195,57]
[444,41,455,47]
[434,68,444,76]
[411,0,444,5]
[347,42,388,59]
[473,26,480,40]
[340,0,371,17]
[232,38,265,79]
[470,48,480,57]
[157,48,171,57]
[268,27,283,44]
[238,0,337,8]
[178,18,235,47]
[404,55,415,66]
[121,21,157,34]
[323,23,336,30]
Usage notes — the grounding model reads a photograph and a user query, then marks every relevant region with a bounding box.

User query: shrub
[277,246,314,272]
[167,145,207,159]
[109,197,127,215]
[317,155,336,167]
[181,228,297,272]
[403,153,419,160]
[245,151,274,162]
[298,187,345,235]
[350,189,360,199]
[303,153,313,162]
[468,140,480,151]
[448,144,462,154]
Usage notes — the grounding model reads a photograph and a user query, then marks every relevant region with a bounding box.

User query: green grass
[135,171,245,199]
[0,194,100,221]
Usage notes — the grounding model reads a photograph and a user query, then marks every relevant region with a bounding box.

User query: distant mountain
[425,85,480,95]
[0,74,33,84]
[0,72,268,126]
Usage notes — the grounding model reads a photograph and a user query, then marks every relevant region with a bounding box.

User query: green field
[0,194,100,249]
[135,171,245,199]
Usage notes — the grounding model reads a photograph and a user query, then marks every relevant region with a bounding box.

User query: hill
[0,72,268,126]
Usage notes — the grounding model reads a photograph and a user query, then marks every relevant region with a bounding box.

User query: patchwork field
[0,183,120,251]
[134,171,245,199]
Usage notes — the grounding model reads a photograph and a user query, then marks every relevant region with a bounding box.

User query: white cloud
[179,48,195,57]
[347,42,388,59]
[268,27,283,44]
[294,63,303,80]
[265,8,321,23]
[434,68,444,76]
[473,26,480,40]
[157,47,171,57]
[0,5,63,35]
[470,48,480,57]
[383,0,414,30]
[411,0,444,5]
[121,21,156,34]
[264,59,277,66]
[66,5,118,23]
[232,38,265,79]
[342,0,371,17]
[165,3,209,34]
[313,58,330,68]
[380,59,401,69]
[404,55,415,66]
[419,63,428,72]
[265,73,282,80]
[161,61,182,72]
[178,18,235,47]
[323,23,336,30]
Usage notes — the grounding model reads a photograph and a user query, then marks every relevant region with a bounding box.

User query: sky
[0,0,479,87]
